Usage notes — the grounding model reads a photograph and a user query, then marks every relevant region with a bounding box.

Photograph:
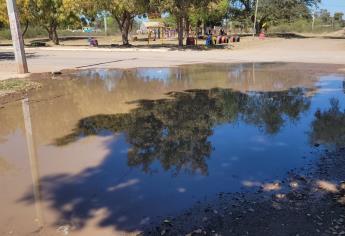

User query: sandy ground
[0,37,345,81]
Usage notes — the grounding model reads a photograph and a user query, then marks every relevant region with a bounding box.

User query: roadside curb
[0,46,171,53]
[0,73,31,81]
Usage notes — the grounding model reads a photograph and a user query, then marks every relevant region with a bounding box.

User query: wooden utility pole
[253,0,259,38]
[6,0,28,73]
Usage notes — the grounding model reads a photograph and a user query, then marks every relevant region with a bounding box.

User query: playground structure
[144,21,173,45]
[142,21,241,47]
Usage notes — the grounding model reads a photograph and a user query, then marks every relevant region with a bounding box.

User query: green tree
[0,0,8,28]
[229,0,320,33]
[318,9,331,24]
[190,0,229,32]
[106,0,149,45]
[150,0,216,46]
[30,0,78,44]
[71,0,149,45]
[334,12,344,25]
[0,0,35,37]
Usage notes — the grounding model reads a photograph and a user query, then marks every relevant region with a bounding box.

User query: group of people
[206,28,238,46]
[87,27,239,47]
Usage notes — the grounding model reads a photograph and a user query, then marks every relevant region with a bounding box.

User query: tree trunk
[52,26,59,45]
[46,25,59,45]
[121,21,130,45]
[177,15,184,47]
[46,27,53,41]
[185,16,190,37]
[22,20,29,38]
[115,12,133,46]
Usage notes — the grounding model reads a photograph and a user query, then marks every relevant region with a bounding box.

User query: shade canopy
[144,21,165,28]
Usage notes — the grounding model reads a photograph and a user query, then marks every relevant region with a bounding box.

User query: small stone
[275,193,286,200]
[57,225,70,235]
[290,182,299,188]
[52,71,62,75]
[248,208,255,212]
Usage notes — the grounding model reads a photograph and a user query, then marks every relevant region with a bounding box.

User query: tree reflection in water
[57,88,311,175]
[311,98,345,149]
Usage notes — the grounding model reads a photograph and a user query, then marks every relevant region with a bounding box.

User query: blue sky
[320,0,345,14]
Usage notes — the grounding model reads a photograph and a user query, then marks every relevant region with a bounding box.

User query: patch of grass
[0,27,121,41]
[0,29,12,40]
[270,19,344,34]
[0,79,41,95]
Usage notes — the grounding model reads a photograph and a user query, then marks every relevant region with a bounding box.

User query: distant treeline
[0,0,343,45]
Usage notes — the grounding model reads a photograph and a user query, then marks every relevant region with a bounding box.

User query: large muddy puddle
[0,63,345,235]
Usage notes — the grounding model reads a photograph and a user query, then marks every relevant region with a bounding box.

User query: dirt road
[0,37,345,80]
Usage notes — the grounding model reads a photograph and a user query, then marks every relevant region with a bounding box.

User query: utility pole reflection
[252,63,256,85]
[22,98,44,230]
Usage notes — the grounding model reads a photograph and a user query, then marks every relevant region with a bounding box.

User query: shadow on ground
[0,52,38,61]
[268,32,311,39]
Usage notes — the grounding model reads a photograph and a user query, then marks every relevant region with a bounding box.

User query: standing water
[0,63,344,235]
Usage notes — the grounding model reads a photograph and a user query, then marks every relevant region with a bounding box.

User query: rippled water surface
[0,63,344,235]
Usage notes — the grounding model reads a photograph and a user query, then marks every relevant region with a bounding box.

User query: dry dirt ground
[0,37,345,81]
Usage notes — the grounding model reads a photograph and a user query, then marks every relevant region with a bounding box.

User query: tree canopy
[56,87,310,175]
[0,0,77,44]
[105,0,149,45]
[150,0,220,46]
[230,0,320,32]
[0,0,34,35]
[0,0,324,45]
